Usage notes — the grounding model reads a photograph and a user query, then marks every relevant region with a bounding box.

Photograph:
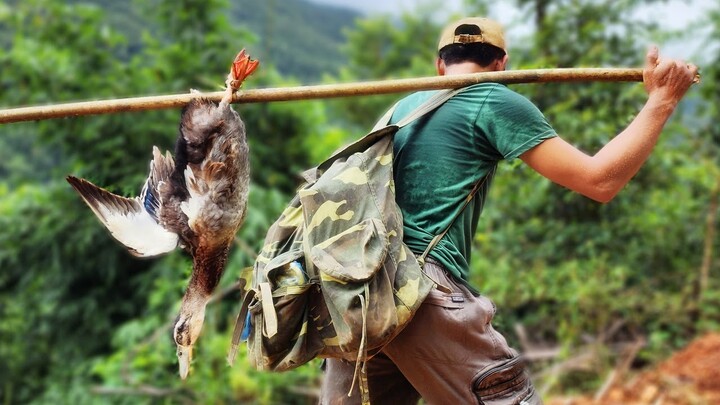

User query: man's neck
[443,62,500,76]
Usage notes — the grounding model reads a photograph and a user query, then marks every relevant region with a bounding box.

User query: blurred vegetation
[58,0,359,83]
[0,0,718,403]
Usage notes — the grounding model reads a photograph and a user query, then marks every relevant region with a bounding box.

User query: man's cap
[437,17,506,52]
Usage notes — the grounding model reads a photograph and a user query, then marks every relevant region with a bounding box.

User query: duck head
[173,292,208,379]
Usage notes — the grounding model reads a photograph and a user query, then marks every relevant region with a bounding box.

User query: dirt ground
[548,332,720,405]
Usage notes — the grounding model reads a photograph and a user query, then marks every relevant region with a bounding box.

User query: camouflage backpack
[228,89,462,399]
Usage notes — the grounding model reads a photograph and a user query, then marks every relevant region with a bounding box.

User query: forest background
[0,0,718,403]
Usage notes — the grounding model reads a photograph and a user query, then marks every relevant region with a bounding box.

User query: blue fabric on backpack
[241,312,252,341]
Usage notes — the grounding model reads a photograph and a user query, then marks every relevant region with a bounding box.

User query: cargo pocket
[473,355,535,405]
[400,288,470,362]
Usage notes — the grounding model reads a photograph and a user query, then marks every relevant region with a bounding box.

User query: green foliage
[0,0,718,403]
[468,0,719,394]
[61,0,359,83]
[330,11,440,130]
[229,0,359,83]
[0,0,343,403]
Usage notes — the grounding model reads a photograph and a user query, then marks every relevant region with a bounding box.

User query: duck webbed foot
[221,49,259,106]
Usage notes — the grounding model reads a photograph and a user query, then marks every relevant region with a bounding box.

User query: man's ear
[436,58,446,75]
[498,54,509,71]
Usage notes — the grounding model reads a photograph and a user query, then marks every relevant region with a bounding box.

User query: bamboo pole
[0,68,643,124]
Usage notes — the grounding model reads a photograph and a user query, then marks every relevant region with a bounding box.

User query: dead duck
[66,50,258,379]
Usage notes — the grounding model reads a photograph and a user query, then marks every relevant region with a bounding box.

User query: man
[320,17,698,404]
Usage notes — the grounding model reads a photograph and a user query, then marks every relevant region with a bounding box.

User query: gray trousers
[319,260,541,405]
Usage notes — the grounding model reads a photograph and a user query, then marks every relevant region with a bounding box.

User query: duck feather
[66,175,179,257]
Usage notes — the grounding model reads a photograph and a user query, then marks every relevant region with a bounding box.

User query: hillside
[231,0,361,82]
[549,333,720,405]
[72,0,362,82]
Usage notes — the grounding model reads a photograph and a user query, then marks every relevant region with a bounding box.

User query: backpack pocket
[308,217,396,354]
[309,217,388,282]
[248,252,329,371]
[248,281,325,371]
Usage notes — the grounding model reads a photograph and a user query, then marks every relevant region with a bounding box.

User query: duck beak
[177,345,192,379]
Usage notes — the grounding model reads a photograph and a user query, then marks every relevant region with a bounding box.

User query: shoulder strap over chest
[371,87,464,132]
[317,88,463,176]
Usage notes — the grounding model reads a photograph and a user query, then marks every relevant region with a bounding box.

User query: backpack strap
[395,88,464,128]
[371,87,465,132]
[227,288,255,365]
[227,266,256,366]
[416,165,497,268]
[319,88,464,175]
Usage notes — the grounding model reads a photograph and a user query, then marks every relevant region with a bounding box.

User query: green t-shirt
[390,83,557,292]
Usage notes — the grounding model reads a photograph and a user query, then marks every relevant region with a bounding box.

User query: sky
[310,0,715,61]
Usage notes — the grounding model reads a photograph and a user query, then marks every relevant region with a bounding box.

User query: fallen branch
[0,68,643,124]
[91,385,182,397]
[594,338,646,402]
[699,175,719,300]
[90,384,195,404]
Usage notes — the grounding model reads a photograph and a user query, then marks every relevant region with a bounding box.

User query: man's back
[390,82,556,285]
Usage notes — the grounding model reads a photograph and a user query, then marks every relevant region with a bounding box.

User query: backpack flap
[314,125,399,178]
[308,218,388,283]
[300,133,433,356]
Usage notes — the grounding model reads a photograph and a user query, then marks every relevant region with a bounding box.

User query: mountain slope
[232,0,361,82]
[73,0,361,82]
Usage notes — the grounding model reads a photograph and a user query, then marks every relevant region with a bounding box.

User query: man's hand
[643,45,699,107]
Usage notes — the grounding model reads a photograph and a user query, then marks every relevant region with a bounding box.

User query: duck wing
[143,146,177,223]
[67,148,180,257]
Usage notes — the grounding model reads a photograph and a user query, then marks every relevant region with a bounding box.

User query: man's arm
[520,46,698,203]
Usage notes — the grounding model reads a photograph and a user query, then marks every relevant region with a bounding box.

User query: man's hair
[438,23,506,67]
[439,43,506,67]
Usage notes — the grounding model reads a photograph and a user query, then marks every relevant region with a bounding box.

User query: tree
[0,0,335,403]
[329,0,717,395]
[0,2,157,402]
[465,0,718,393]
[329,7,441,130]
[688,2,720,331]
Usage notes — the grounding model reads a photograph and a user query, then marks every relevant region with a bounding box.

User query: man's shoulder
[462,82,523,100]
[397,90,435,108]
[390,83,535,123]
[462,83,541,114]
[391,91,437,122]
